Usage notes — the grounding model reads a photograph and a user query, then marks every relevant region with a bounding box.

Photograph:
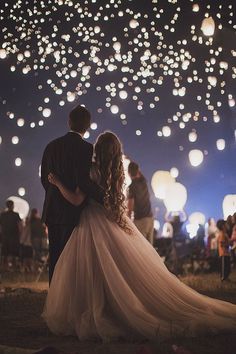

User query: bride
[43,131,236,341]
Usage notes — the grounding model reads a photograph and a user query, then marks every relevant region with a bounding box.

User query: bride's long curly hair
[95,132,129,232]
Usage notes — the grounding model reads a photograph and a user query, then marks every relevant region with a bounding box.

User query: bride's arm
[48,173,85,206]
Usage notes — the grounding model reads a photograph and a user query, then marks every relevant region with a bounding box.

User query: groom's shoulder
[81,138,93,149]
[44,134,66,150]
[44,134,92,151]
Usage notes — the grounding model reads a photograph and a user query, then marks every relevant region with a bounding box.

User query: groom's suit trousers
[48,223,75,283]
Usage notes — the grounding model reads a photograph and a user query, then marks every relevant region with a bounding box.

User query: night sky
[0,0,236,224]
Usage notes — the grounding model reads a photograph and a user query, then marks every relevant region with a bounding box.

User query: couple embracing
[41,105,236,341]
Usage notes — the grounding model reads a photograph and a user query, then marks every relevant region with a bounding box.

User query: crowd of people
[0,171,235,280]
[0,200,48,273]
[157,213,236,279]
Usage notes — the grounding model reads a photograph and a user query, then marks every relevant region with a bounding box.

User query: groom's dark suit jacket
[41,131,100,227]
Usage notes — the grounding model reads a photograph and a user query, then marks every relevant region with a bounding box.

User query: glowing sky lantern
[162,126,171,137]
[219,61,228,70]
[188,131,197,142]
[7,196,29,219]
[186,223,199,239]
[201,17,215,36]
[216,139,225,151]
[188,149,204,167]
[15,158,22,166]
[119,90,128,99]
[82,66,90,76]
[151,171,175,200]
[228,98,235,107]
[12,136,19,144]
[67,92,76,102]
[192,4,200,12]
[213,114,221,123]
[0,48,7,59]
[94,26,101,34]
[129,19,139,29]
[17,118,25,127]
[90,122,97,130]
[18,187,26,197]
[208,76,217,87]
[164,182,187,212]
[113,42,121,51]
[189,212,206,225]
[42,108,51,118]
[222,195,236,219]
[84,131,90,139]
[170,167,179,178]
[110,105,119,114]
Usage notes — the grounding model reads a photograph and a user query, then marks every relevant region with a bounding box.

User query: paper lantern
[201,17,215,36]
[119,90,128,99]
[228,98,235,107]
[129,19,139,29]
[42,108,51,118]
[170,167,179,178]
[188,149,204,167]
[18,187,26,197]
[192,4,199,12]
[216,139,225,151]
[162,126,171,137]
[110,105,119,114]
[7,196,30,219]
[186,223,199,239]
[162,222,173,238]
[0,48,7,59]
[151,171,175,199]
[113,42,121,51]
[189,212,205,225]
[164,182,187,212]
[15,158,22,166]
[207,76,217,87]
[222,195,236,219]
[188,131,197,142]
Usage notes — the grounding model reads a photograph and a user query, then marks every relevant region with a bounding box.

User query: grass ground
[0,271,236,354]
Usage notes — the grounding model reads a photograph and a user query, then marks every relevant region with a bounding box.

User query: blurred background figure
[226,215,234,239]
[162,220,173,239]
[217,219,231,282]
[205,218,218,272]
[127,161,154,245]
[0,200,22,271]
[230,223,236,268]
[30,208,47,269]
[20,216,33,273]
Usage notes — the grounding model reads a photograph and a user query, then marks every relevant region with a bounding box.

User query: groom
[41,105,98,283]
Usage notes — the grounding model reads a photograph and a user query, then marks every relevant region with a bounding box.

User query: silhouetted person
[217,219,231,281]
[30,208,47,264]
[0,200,22,270]
[127,161,154,244]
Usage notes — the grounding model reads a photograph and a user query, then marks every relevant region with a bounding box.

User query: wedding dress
[43,200,236,341]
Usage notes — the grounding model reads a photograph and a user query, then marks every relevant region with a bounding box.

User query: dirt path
[0,272,236,354]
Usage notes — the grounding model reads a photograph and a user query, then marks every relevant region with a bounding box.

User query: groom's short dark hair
[69,105,91,133]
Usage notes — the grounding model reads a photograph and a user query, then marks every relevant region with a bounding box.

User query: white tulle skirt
[42,201,236,341]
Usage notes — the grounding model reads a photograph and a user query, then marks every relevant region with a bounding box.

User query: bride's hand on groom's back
[48,173,60,187]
